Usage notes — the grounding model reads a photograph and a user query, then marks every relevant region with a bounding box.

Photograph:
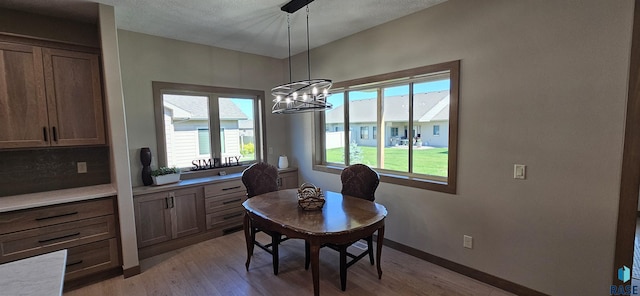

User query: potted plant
[151,166,181,185]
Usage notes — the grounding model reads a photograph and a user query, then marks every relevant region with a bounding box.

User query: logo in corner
[619,266,631,283]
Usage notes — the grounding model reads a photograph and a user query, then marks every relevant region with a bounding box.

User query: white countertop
[0,184,117,213]
[0,249,67,296]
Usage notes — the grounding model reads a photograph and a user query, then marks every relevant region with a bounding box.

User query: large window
[153,82,265,171]
[315,61,459,193]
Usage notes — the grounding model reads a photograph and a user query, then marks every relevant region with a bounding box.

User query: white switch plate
[268,147,273,155]
[463,235,473,249]
[514,164,526,179]
[77,162,87,174]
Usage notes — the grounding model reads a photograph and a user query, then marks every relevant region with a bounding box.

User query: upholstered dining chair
[305,163,380,291]
[241,162,288,275]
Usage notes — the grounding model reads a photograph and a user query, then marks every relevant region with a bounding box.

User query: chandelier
[272,0,332,114]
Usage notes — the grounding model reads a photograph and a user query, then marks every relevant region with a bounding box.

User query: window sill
[312,164,456,194]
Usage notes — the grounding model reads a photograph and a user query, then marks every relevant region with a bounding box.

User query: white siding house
[325,91,450,148]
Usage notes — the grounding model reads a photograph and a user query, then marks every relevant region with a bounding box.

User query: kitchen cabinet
[0,197,120,283]
[277,168,299,189]
[0,42,105,149]
[134,186,205,248]
[203,179,246,233]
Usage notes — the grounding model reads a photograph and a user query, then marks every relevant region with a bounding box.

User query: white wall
[117,30,288,187]
[289,0,633,295]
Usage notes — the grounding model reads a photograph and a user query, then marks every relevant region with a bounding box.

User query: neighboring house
[163,95,250,167]
[325,91,450,148]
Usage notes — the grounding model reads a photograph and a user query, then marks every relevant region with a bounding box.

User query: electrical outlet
[268,146,273,155]
[463,235,473,249]
[77,162,87,174]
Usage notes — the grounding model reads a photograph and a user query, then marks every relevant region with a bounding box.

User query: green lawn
[326,146,448,177]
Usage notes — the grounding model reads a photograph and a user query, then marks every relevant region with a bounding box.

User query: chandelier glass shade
[272,1,332,114]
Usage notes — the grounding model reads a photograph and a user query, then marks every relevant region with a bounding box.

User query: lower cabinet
[134,186,204,248]
[133,170,297,259]
[0,197,120,285]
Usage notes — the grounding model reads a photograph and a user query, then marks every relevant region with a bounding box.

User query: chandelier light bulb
[312,87,318,95]
[285,97,291,103]
[292,92,298,99]
[323,88,329,95]
[303,93,308,101]
[276,95,282,102]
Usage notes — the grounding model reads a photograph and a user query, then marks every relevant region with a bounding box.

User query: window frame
[312,60,460,194]
[152,81,267,172]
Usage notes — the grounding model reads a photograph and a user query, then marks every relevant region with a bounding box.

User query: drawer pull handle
[52,126,58,142]
[222,198,241,205]
[38,232,81,243]
[223,213,242,220]
[43,127,48,142]
[66,260,83,267]
[222,186,241,191]
[35,211,79,221]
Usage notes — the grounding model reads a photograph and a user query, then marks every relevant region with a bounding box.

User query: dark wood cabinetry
[0,41,105,149]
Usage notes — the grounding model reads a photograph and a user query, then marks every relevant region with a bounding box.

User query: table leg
[310,242,321,296]
[376,226,385,279]
[243,213,253,271]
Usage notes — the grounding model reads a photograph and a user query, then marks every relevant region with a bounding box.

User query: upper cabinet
[0,42,105,149]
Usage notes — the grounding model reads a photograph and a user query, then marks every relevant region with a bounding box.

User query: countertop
[0,249,67,296]
[0,184,117,213]
[132,167,298,195]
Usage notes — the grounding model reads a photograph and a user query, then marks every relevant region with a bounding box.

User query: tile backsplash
[0,146,111,197]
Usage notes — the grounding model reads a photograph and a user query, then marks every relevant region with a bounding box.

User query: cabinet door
[278,171,298,189]
[42,48,105,146]
[171,187,205,239]
[0,43,49,148]
[134,192,172,248]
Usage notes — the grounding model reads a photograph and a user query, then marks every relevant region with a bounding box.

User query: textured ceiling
[0,0,446,59]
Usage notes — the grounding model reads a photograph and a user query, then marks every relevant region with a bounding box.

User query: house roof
[163,95,248,120]
[325,91,449,124]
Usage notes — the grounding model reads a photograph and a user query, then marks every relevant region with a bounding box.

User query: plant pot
[152,173,181,185]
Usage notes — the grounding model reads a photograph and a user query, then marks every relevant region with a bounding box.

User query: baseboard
[381,238,548,296]
[63,267,122,292]
[123,265,141,278]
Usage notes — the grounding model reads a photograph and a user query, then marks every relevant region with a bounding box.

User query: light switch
[514,164,526,179]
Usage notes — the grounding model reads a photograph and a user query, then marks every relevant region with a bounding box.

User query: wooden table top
[243,189,387,235]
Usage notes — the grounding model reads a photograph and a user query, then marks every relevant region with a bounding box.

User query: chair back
[340,164,380,201]
[242,162,279,198]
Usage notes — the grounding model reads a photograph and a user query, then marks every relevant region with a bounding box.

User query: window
[390,127,399,137]
[360,126,369,140]
[314,61,459,193]
[153,82,266,171]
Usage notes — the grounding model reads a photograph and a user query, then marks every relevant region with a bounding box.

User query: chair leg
[272,233,280,275]
[340,246,347,291]
[305,241,310,270]
[367,236,374,265]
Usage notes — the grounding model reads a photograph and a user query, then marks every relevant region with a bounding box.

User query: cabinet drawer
[65,238,120,281]
[204,179,245,197]
[205,193,245,214]
[206,207,244,230]
[0,197,114,235]
[0,215,116,262]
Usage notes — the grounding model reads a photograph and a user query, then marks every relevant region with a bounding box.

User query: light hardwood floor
[65,231,515,296]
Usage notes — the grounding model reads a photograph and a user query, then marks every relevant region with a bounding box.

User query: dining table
[242,188,387,296]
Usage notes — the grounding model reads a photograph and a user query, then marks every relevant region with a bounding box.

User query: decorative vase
[140,147,153,186]
[278,155,289,169]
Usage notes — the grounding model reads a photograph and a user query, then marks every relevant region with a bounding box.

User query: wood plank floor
[65,231,516,296]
